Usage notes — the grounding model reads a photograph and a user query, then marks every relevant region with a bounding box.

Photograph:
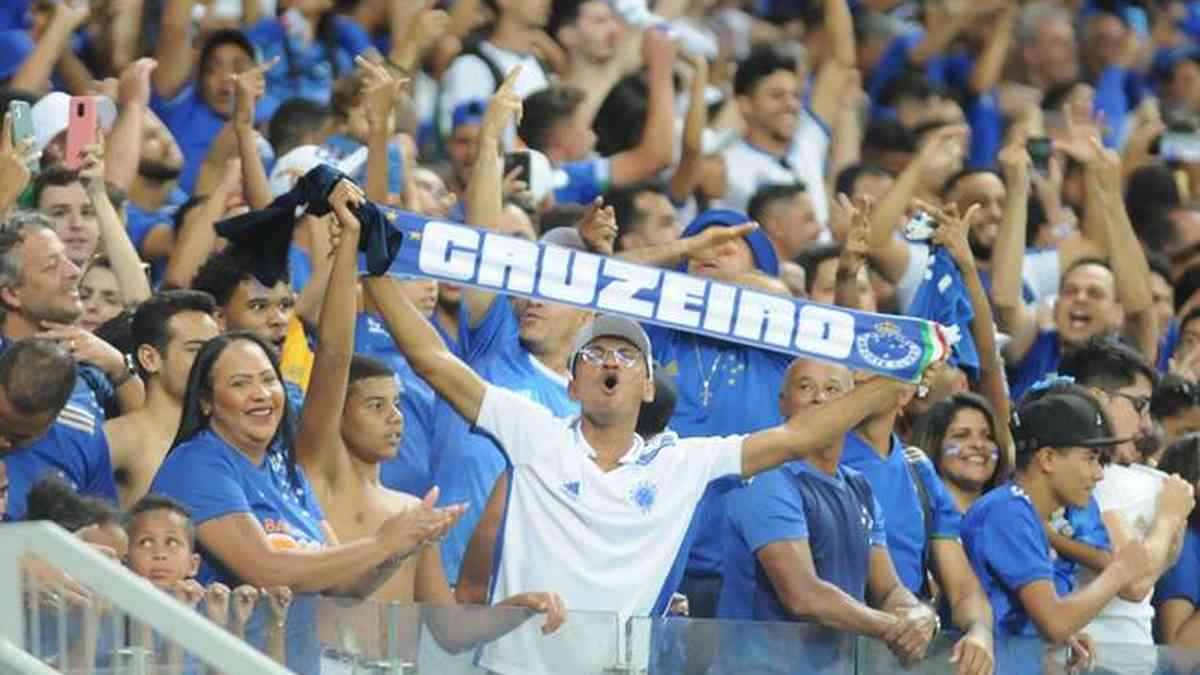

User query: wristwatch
[111,353,138,388]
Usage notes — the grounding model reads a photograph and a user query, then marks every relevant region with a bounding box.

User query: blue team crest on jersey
[856,321,922,372]
[561,481,581,498]
[629,480,658,514]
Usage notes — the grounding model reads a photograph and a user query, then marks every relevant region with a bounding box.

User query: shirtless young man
[104,290,221,508]
[293,182,565,625]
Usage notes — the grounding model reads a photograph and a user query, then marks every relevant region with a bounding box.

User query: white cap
[268,145,367,197]
[32,93,117,152]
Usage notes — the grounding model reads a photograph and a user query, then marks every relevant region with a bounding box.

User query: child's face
[126,510,199,589]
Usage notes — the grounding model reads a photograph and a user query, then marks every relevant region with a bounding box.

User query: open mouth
[1066,308,1091,331]
[603,374,619,391]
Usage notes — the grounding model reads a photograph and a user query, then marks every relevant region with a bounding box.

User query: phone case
[64,96,98,171]
[8,101,35,172]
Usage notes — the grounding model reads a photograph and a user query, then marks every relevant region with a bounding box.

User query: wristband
[111,353,138,388]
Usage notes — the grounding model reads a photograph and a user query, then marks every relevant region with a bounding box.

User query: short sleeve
[916,460,962,540]
[982,499,1055,591]
[727,469,807,552]
[1156,530,1200,606]
[894,241,930,313]
[677,434,744,485]
[556,160,606,205]
[80,431,117,504]
[151,446,252,525]
[868,493,887,547]
[475,384,561,465]
[459,296,518,366]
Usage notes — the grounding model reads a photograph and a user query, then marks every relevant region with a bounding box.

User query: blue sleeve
[554,159,609,205]
[965,95,1003,168]
[80,431,117,504]
[868,493,887,547]
[727,470,808,551]
[1156,530,1200,606]
[867,31,922,99]
[1069,496,1111,551]
[984,499,1055,591]
[78,365,118,420]
[387,142,405,195]
[916,459,962,539]
[458,295,518,365]
[151,447,251,525]
[1094,66,1130,148]
[331,16,374,56]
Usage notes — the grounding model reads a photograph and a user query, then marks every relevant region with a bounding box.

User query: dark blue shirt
[1050,497,1110,592]
[1007,330,1062,402]
[4,424,116,519]
[963,482,1068,638]
[719,460,886,621]
[1155,528,1200,609]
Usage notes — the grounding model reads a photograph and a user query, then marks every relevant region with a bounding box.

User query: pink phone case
[64,96,98,171]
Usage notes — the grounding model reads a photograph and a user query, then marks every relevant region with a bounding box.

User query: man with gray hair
[0,210,140,423]
[1017,2,1081,92]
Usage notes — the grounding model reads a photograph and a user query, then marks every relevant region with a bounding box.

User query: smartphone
[504,150,531,182]
[8,100,36,173]
[64,96,98,171]
[1160,131,1200,164]
[1027,137,1052,177]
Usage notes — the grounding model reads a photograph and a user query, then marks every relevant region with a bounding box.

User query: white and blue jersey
[430,298,578,583]
[473,384,743,674]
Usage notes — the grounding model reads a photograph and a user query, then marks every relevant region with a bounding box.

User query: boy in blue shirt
[962,392,1153,667]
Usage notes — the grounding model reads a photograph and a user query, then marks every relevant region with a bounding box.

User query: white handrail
[0,521,292,674]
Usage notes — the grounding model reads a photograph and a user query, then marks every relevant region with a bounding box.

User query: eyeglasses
[1106,390,1150,416]
[578,345,642,369]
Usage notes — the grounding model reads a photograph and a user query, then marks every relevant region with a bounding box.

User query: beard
[967,229,992,262]
[138,161,183,183]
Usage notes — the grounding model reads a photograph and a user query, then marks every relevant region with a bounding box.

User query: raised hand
[576,197,617,256]
[480,65,523,141]
[328,178,367,248]
[643,27,678,77]
[0,112,33,203]
[54,0,91,31]
[839,196,871,274]
[376,486,468,558]
[925,200,981,270]
[356,55,408,132]
[498,592,568,634]
[695,222,759,254]
[204,582,231,626]
[117,57,158,109]
[917,125,970,166]
[78,132,107,194]
[231,57,278,129]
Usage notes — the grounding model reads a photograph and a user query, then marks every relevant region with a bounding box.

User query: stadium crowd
[12,0,1200,673]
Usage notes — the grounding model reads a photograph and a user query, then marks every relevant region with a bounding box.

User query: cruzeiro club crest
[855,321,922,372]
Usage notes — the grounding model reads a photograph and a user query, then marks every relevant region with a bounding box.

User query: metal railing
[0,521,292,675]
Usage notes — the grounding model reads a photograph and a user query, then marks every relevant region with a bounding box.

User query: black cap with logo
[1011,392,1129,454]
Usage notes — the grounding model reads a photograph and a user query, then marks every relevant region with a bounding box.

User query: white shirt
[1080,463,1165,648]
[716,110,830,237]
[474,384,743,674]
[437,41,549,141]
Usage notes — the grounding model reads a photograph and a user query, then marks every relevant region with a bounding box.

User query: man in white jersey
[362,268,924,673]
[1060,337,1195,674]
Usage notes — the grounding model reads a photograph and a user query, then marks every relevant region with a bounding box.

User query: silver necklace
[694,343,724,407]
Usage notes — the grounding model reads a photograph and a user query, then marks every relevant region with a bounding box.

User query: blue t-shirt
[962,482,1067,638]
[555,157,612,205]
[1050,497,1111,592]
[353,312,441,497]
[430,298,579,582]
[1155,528,1200,609]
[4,424,116,519]
[148,429,327,586]
[720,460,885,621]
[840,433,962,593]
[150,85,270,194]
[126,187,187,287]
[1007,330,1062,402]
[245,16,371,120]
[648,327,790,577]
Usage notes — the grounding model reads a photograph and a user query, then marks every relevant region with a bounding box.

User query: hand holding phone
[7,100,37,174]
[504,150,531,183]
[1026,137,1052,177]
[64,96,98,171]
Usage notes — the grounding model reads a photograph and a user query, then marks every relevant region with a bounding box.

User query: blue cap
[451,99,487,132]
[0,29,34,81]
[1152,45,1200,83]
[678,209,779,276]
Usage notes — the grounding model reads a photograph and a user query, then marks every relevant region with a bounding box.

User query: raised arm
[990,139,1039,364]
[0,113,33,213]
[667,54,708,205]
[231,59,276,210]
[969,5,1016,95]
[295,181,366,482]
[152,0,197,100]
[807,0,856,128]
[617,222,758,269]
[106,58,157,192]
[163,160,241,289]
[609,29,677,185]
[834,196,870,310]
[9,1,89,95]
[741,376,911,477]
[82,137,151,305]
[461,66,522,327]
[357,56,406,204]
[363,275,488,423]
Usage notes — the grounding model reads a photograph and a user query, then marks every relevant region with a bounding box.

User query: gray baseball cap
[570,315,654,377]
